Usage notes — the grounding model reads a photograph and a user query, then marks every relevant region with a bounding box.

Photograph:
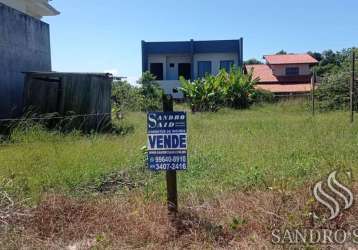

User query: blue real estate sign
[147,112,187,171]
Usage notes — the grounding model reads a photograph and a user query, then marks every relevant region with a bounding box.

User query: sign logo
[147,112,187,171]
[313,171,354,220]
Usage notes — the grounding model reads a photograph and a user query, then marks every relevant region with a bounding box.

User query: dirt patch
[2,185,358,249]
[78,170,145,194]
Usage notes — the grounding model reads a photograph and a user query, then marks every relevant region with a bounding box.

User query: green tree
[111,80,143,112]
[307,51,322,62]
[315,48,358,111]
[276,50,287,55]
[244,58,263,65]
[137,71,163,111]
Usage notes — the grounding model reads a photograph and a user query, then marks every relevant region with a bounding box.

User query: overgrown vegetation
[180,68,258,112]
[311,48,358,111]
[1,102,357,203]
[112,72,163,112]
[1,102,358,248]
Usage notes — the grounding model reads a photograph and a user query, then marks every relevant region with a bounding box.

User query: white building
[0,0,59,19]
[142,39,244,99]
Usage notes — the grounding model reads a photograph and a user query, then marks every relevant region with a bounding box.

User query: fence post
[311,71,316,116]
[162,94,178,215]
[350,49,355,123]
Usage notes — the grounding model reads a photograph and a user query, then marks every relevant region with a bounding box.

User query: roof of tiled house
[263,54,318,65]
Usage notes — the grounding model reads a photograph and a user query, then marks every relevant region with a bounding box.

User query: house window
[197,61,212,78]
[170,63,175,68]
[150,63,163,80]
[220,60,235,72]
[285,67,299,76]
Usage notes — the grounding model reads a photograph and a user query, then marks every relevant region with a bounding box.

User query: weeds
[0,102,358,248]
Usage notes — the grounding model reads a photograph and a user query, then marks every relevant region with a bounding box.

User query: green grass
[1,101,358,203]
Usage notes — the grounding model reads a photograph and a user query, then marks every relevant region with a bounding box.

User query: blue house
[142,39,243,99]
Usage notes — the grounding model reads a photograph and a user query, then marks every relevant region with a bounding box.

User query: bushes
[251,89,275,104]
[179,73,224,112]
[224,68,258,109]
[112,80,143,112]
[180,68,258,112]
[137,72,163,111]
[315,72,352,111]
[112,72,163,112]
[314,48,358,111]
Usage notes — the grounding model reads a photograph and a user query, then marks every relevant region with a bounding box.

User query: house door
[150,63,163,80]
[166,62,177,80]
[178,63,191,80]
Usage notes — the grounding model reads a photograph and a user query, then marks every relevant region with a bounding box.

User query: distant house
[245,54,318,97]
[0,1,59,119]
[142,39,243,99]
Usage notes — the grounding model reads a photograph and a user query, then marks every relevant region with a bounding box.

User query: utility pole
[162,94,178,215]
[311,71,316,116]
[350,49,355,123]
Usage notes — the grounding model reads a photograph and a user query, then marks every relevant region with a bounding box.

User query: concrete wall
[157,80,184,99]
[0,3,52,118]
[270,64,311,76]
[0,0,59,19]
[166,55,192,80]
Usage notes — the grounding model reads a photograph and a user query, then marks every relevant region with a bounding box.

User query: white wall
[157,80,183,99]
[147,55,187,99]
[193,53,238,77]
[148,54,192,81]
[166,55,191,80]
[270,64,311,76]
[148,52,239,80]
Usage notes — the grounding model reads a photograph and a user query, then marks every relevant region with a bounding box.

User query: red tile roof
[255,83,312,93]
[264,54,318,65]
[246,64,278,82]
[245,64,313,93]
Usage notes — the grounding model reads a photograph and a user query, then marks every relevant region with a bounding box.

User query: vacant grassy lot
[1,102,358,249]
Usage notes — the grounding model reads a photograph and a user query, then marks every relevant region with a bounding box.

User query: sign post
[147,94,187,216]
[163,94,177,213]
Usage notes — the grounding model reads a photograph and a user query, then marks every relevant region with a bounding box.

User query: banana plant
[180,67,259,112]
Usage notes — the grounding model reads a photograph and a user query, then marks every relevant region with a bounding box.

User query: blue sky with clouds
[44,0,358,83]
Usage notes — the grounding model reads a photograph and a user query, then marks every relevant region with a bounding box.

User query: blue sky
[44,0,358,83]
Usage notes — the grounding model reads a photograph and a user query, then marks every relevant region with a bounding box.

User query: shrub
[180,67,258,112]
[315,72,352,111]
[112,80,143,112]
[251,88,276,104]
[314,48,358,111]
[180,72,225,112]
[223,68,257,109]
[111,72,163,112]
[137,72,163,111]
